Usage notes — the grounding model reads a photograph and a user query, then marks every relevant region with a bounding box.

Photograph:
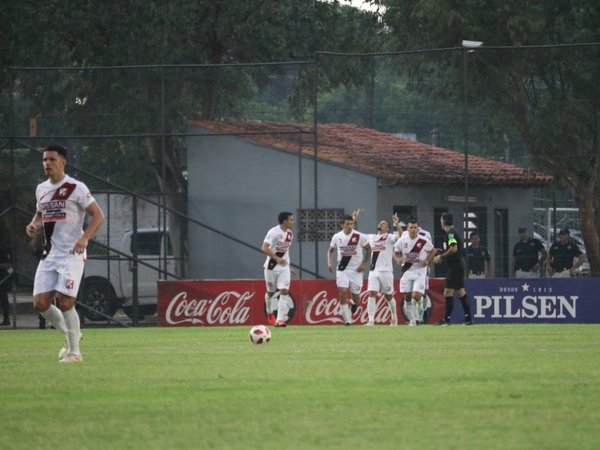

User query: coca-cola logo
[165,290,253,325]
[305,291,393,324]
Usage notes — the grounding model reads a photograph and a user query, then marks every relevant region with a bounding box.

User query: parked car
[78,228,175,321]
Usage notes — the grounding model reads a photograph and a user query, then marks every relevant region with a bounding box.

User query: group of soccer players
[262,209,472,327]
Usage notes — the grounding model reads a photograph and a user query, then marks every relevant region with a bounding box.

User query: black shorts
[445,264,465,290]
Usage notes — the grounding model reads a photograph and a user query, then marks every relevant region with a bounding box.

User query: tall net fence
[1,44,599,325]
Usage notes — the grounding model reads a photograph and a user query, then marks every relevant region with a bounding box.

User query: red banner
[157,278,446,327]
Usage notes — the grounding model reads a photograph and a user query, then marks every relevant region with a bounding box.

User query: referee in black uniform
[433,213,472,325]
[547,228,586,277]
[466,231,492,278]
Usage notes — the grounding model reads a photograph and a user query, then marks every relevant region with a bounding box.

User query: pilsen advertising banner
[157,277,600,326]
[463,278,600,324]
[157,279,447,327]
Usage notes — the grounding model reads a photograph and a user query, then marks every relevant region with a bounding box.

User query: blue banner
[455,278,600,324]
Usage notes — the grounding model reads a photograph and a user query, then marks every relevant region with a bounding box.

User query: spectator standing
[466,231,493,278]
[547,228,586,277]
[512,227,547,278]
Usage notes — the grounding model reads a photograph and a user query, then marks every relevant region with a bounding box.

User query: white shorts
[33,255,85,298]
[367,271,394,295]
[264,268,291,293]
[336,270,363,294]
[399,270,427,295]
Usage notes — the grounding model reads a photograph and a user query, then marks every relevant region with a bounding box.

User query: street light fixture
[461,39,483,277]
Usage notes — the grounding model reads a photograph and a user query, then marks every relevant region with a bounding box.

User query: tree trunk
[144,136,187,278]
[573,184,600,276]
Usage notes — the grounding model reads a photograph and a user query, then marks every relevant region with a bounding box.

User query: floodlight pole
[461,40,483,278]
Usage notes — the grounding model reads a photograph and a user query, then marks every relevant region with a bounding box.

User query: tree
[2,0,385,274]
[379,0,600,275]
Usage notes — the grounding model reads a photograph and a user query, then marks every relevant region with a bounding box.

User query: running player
[363,213,403,326]
[261,212,294,327]
[26,145,105,363]
[327,212,369,326]
[394,217,436,326]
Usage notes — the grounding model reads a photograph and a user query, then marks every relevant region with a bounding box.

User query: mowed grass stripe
[1,325,599,450]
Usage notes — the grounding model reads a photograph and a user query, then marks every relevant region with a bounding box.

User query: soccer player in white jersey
[261,212,294,327]
[26,145,104,363]
[399,218,432,322]
[327,212,369,326]
[394,217,436,326]
[363,213,403,326]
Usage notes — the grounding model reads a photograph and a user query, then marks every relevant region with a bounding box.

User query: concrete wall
[187,126,537,279]
[187,128,377,280]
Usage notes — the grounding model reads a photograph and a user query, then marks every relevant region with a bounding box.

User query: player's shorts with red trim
[367,271,394,295]
[264,267,291,292]
[399,269,428,295]
[336,269,363,294]
[33,254,85,298]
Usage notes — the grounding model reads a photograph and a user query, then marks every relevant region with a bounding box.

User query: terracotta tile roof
[190,120,552,186]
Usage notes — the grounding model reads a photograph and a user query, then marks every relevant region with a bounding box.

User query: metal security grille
[297,208,345,242]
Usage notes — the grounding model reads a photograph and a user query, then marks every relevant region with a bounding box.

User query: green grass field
[2,324,599,450]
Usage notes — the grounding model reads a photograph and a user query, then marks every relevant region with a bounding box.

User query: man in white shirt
[327,211,369,325]
[394,218,436,326]
[26,145,104,363]
[363,213,403,326]
[261,212,295,327]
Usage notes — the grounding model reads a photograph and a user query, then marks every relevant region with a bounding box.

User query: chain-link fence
[1,44,598,326]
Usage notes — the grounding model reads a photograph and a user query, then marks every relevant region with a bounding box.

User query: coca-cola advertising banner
[157,279,447,327]
[464,277,600,324]
[158,277,600,326]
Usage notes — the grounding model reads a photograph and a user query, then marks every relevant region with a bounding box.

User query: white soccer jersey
[263,225,293,271]
[394,233,434,274]
[366,233,397,272]
[36,175,95,259]
[330,230,368,271]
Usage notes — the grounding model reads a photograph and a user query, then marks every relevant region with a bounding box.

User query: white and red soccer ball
[249,325,271,345]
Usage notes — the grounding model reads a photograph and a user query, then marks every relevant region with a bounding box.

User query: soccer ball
[249,325,271,345]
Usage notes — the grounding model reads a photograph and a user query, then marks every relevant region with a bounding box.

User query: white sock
[410,299,417,322]
[342,304,351,323]
[265,293,275,314]
[63,307,81,355]
[276,294,290,322]
[367,296,376,322]
[388,298,397,318]
[41,304,68,335]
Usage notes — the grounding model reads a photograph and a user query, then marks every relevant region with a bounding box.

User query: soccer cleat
[344,322,351,326]
[275,320,287,327]
[58,333,84,360]
[409,320,417,327]
[365,321,375,326]
[267,313,276,326]
[463,320,474,326]
[438,320,450,326]
[350,301,358,314]
[59,353,82,363]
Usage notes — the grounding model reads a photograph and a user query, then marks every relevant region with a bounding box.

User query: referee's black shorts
[445,263,465,290]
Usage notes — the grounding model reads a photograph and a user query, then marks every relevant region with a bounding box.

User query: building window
[297,208,345,242]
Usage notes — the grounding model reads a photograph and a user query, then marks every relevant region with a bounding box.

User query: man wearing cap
[512,227,547,278]
[547,228,586,277]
